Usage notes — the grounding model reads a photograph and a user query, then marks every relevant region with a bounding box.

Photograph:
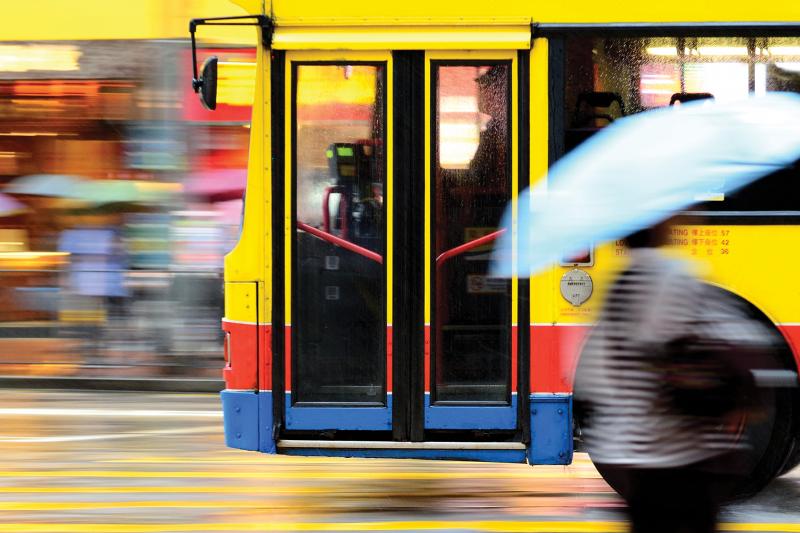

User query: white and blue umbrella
[492,93,800,277]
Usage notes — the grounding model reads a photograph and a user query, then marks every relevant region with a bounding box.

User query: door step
[276,440,527,462]
[278,440,525,450]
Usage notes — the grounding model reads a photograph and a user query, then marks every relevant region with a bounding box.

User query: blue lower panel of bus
[280,446,526,463]
[221,390,573,465]
[284,393,392,431]
[424,393,517,430]
[529,393,573,465]
[221,390,275,454]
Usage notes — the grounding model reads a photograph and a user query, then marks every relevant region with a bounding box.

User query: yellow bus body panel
[223,27,270,325]
[225,282,259,324]
[544,225,800,327]
[263,0,799,25]
[4,0,253,42]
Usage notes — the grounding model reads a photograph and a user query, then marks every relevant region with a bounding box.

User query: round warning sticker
[560,269,593,307]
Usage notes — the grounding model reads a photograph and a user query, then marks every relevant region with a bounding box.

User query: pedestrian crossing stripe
[0,521,798,532]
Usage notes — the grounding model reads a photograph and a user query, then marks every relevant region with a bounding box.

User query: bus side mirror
[193,56,218,111]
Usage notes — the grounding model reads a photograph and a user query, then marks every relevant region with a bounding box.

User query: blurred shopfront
[0,1,254,382]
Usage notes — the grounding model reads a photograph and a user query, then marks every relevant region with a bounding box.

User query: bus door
[283,50,520,436]
[424,52,519,431]
[284,52,392,431]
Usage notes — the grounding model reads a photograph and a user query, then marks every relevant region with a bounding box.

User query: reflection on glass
[566,36,800,132]
[293,64,386,404]
[565,36,800,210]
[433,64,511,403]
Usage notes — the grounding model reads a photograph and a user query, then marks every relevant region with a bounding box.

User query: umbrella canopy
[492,93,800,277]
[65,180,179,206]
[5,174,86,197]
[0,193,28,216]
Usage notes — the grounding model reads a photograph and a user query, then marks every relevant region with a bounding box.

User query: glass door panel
[426,57,517,430]
[287,57,390,430]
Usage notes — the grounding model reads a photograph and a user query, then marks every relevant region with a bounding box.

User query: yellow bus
[192,0,800,493]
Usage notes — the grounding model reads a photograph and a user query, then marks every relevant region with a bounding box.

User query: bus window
[564,36,800,211]
[293,63,386,404]
[432,63,512,404]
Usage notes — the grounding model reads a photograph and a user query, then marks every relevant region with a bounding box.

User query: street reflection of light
[768,46,800,56]
[647,46,750,57]
[439,123,480,169]
[696,46,748,56]
[440,142,480,169]
[0,44,81,72]
[685,63,748,102]
[0,132,77,137]
[440,96,479,113]
[646,47,679,56]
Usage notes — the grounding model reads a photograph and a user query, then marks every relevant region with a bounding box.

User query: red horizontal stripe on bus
[221,320,259,390]
[531,323,800,394]
[777,324,800,372]
[511,324,518,393]
[424,324,431,393]
[387,324,393,393]
[258,324,273,391]
[530,324,591,394]
[284,325,292,391]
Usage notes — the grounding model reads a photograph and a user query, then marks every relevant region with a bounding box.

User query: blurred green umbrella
[65,180,180,206]
[5,174,86,197]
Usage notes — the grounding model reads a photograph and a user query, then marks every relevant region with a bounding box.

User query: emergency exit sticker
[467,274,507,294]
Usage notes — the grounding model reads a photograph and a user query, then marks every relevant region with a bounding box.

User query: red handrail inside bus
[435,228,506,270]
[297,221,383,264]
[322,186,348,237]
[322,187,334,233]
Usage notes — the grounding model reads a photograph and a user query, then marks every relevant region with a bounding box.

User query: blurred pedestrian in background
[574,220,780,533]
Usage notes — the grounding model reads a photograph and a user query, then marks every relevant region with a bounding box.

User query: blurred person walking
[574,223,779,533]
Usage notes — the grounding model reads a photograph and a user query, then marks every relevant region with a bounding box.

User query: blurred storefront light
[646,46,681,56]
[0,132,76,137]
[763,46,800,57]
[0,45,81,73]
[646,46,750,57]
[696,46,749,56]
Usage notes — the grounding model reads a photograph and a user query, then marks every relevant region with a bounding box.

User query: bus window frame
[283,50,394,431]
[424,50,520,430]
[553,30,800,215]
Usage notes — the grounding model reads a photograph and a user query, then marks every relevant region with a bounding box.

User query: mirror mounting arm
[189,15,273,94]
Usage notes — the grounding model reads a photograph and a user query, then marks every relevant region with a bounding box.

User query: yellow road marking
[0,496,607,511]
[0,470,599,480]
[104,458,274,464]
[0,486,326,494]
[0,522,797,533]
[0,521,626,532]
[0,500,318,510]
[101,456,597,469]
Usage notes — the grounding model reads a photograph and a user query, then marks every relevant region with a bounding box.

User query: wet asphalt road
[0,390,798,532]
